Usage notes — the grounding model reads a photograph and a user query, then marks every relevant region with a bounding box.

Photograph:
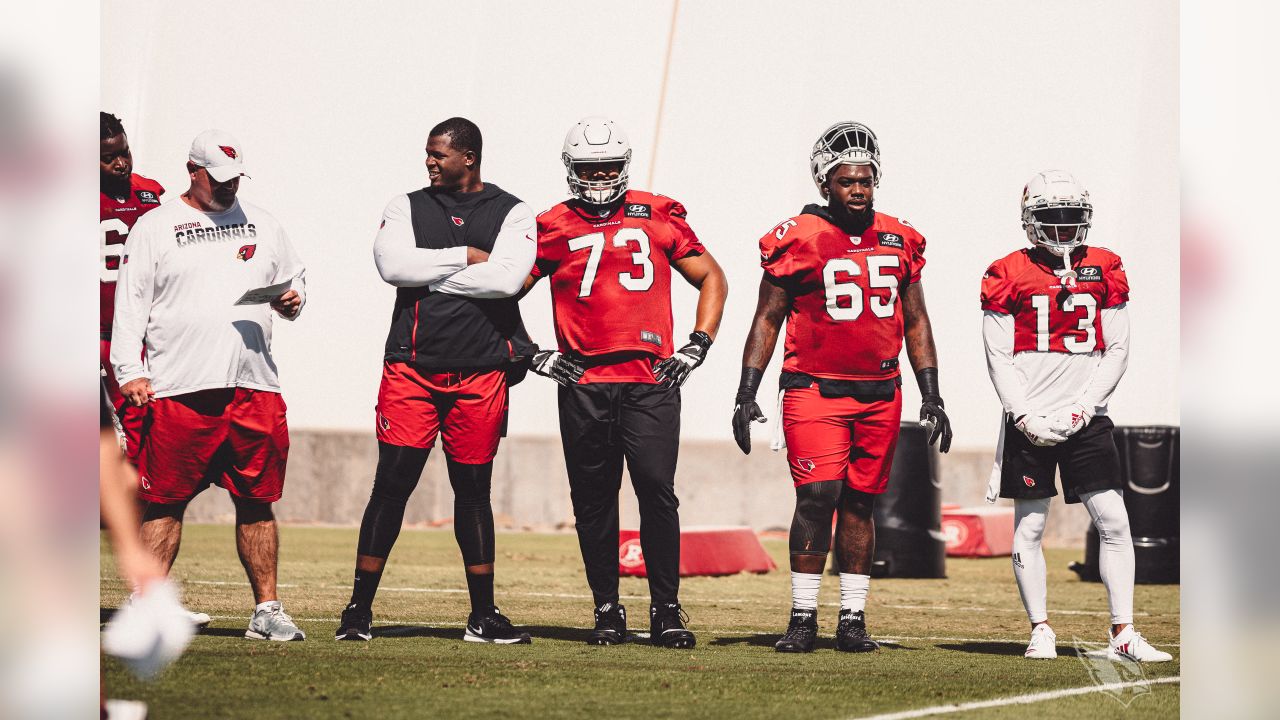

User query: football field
[101,526,1179,719]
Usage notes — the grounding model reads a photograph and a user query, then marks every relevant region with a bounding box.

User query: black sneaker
[835,609,879,652]
[335,604,372,641]
[587,602,627,645]
[464,607,532,644]
[649,603,695,649]
[774,608,818,653]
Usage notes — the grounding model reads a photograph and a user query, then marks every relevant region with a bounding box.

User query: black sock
[348,567,384,611]
[465,571,495,614]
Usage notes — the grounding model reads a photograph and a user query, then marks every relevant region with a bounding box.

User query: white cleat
[1107,626,1172,663]
[1024,623,1057,659]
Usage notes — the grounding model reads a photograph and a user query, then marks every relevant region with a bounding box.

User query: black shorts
[1000,415,1121,504]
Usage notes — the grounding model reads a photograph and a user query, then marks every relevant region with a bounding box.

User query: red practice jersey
[100,174,164,333]
[980,245,1129,354]
[535,190,705,381]
[760,210,926,381]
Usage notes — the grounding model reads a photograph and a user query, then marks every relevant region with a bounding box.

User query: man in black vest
[336,118,537,644]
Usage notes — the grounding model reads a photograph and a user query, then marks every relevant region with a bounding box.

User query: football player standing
[525,116,727,648]
[100,112,164,463]
[980,170,1171,662]
[732,123,952,653]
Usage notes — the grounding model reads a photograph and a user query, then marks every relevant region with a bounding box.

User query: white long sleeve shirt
[371,193,535,297]
[982,303,1130,418]
[111,197,306,398]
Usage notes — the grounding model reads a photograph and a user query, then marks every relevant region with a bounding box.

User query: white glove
[1047,403,1092,438]
[1016,414,1068,447]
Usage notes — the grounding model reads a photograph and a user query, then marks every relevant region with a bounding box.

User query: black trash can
[830,422,946,578]
[1069,425,1179,584]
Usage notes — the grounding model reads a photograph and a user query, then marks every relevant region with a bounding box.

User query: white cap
[188,129,250,182]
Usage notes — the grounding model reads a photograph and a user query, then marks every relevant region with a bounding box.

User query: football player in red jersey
[525,117,727,649]
[980,171,1171,663]
[100,112,165,462]
[732,122,952,653]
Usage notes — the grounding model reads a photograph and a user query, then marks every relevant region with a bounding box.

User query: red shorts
[375,362,508,464]
[138,387,289,504]
[781,385,903,493]
[100,338,146,463]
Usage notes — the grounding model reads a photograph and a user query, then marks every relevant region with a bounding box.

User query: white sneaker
[1107,625,1172,662]
[1024,623,1057,659]
[105,699,149,720]
[187,610,212,628]
[245,601,305,641]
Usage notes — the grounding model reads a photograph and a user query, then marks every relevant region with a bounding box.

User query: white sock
[1012,498,1051,624]
[839,573,870,613]
[255,600,279,613]
[1081,489,1135,626]
[790,571,822,610]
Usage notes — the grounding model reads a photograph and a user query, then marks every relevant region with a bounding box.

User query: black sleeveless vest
[382,183,536,370]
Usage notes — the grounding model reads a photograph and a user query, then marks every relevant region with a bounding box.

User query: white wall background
[102,0,1178,449]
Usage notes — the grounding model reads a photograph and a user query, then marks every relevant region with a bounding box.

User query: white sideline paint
[846,676,1180,720]
[145,579,1151,618]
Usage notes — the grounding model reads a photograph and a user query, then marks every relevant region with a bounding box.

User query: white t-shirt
[110,197,306,398]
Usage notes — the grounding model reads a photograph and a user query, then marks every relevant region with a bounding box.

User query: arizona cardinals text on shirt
[174,222,258,246]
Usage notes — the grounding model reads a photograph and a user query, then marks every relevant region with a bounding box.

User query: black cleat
[650,603,696,649]
[464,607,532,644]
[835,609,879,652]
[774,608,818,653]
[335,604,372,641]
[587,602,628,645]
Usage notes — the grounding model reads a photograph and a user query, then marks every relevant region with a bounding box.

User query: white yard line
[846,676,1180,719]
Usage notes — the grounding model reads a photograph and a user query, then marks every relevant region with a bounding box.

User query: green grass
[101,526,1179,719]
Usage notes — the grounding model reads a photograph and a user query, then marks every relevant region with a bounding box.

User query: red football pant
[375,362,508,464]
[781,385,902,493]
[139,387,289,504]
[100,338,146,463]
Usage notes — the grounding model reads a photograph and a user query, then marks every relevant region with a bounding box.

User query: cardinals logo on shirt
[236,244,257,261]
[219,145,238,159]
[1023,475,1036,487]
[798,458,817,472]
[451,216,465,226]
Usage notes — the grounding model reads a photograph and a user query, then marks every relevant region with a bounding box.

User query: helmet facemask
[564,154,631,206]
[1022,204,1092,257]
[810,122,881,194]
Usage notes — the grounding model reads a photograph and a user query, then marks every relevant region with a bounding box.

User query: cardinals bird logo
[236,244,257,261]
[451,216,465,226]
[219,145,238,159]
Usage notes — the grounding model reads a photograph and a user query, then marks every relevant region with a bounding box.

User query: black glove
[915,367,952,453]
[653,331,712,388]
[732,367,766,454]
[530,349,585,387]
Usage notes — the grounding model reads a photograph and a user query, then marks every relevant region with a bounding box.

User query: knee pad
[790,480,842,555]
[370,442,430,506]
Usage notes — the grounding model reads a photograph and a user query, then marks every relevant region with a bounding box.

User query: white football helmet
[1021,170,1092,256]
[810,121,881,193]
[562,116,632,205]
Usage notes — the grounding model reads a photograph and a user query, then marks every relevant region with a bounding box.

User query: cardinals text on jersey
[980,246,1128,354]
[760,210,926,381]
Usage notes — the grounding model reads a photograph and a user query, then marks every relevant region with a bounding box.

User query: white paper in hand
[102,579,195,680]
[235,277,293,306]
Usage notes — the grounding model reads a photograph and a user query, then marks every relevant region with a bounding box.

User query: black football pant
[558,382,682,608]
